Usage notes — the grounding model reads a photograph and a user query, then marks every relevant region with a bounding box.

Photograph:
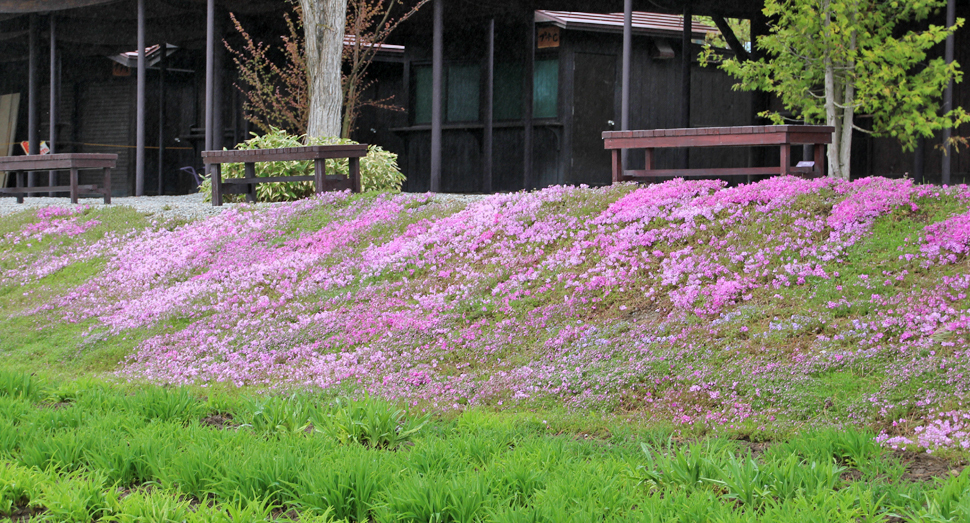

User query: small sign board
[538,26,560,49]
[19,141,49,155]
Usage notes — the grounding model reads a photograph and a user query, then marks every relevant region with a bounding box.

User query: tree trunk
[839,26,857,181]
[301,0,347,138]
[822,0,847,180]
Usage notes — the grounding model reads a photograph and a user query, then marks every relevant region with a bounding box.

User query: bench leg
[16,171,24,204]
[813,143,826,178]
[349,157,362,193]
[70,168,79,204]
[211,165,223,207]
[314,159,325,194]
[645,148,655,171]
[244,163,256,203]
[611,149,622,184]
[103,168,112,204]
[780,144,791,176]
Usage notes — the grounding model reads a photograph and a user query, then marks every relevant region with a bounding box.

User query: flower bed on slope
[4,176,970,452]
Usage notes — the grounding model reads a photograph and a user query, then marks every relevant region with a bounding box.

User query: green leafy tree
[711,0,969,179]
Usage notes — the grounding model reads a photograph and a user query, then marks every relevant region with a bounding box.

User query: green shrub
[199,128,405,203]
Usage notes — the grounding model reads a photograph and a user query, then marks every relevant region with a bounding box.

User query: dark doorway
[570,52,615,186]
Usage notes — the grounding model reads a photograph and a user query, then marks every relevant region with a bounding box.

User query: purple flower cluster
[11,176,970,450]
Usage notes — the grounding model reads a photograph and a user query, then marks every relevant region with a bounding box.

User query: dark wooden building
[2,0,967,196]
[388,10,752,192]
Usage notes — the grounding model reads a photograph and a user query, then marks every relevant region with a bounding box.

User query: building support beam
[205,0,215,176]
[430,0,443,193]
[941,0,955,185]
[27,14,39,193]
[523,16,535,191]
[620,0,632,172]
[680,2,692,169]
[48,15,57,196]
[158,44,167,195]
[711,15,748,62]
[135,0,146,196]
[483,18,494,193]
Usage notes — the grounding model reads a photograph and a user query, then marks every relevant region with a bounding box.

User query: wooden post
[430,0,443,193]
[780,144,790,175]
[158,44,167,195]
[680,2,692,170]
[350,157,362,193]
[136,0,146,196]
[48,15,57,196]
[620,0,632,172]
[69,168,78,204]
[523,16,535,191]
[941,0,955,185]
[205,0,215,172]
[483,18,494,193]
[244,162,256,203]
[28,14,39,194]
[211,163,222,206]
[103,167,112,204]
[314,159,325,194]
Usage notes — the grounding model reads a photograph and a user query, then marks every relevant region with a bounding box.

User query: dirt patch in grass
[200,412,236,429]
[894,450,966,482]
[10,505,46,523]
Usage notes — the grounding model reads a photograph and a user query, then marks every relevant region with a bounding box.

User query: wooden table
[0,153,115,204]
[201,145,369,207]
[602,125,834,182]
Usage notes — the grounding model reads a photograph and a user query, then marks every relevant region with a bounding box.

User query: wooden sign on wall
[538,26,560,49]
[112,62,130,77]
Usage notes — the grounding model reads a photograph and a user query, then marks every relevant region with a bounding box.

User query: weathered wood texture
[202,145,368,207]
[603,125,834,182]
[0,153,115,203]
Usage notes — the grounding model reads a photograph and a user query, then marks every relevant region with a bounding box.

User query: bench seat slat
[0,185,100,194]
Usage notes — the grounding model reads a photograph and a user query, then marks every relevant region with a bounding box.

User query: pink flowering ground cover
[3,176,970,454]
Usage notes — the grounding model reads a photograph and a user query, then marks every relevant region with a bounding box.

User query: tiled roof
[534,10,718,38]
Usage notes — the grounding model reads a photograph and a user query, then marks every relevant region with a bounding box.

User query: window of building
[447,64,481,122]
[533,58,559,118]
[412,57,558,124]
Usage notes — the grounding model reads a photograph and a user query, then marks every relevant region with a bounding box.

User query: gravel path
[0,192,491,220]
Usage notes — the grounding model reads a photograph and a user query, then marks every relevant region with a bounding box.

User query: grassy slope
[1,179,969,454]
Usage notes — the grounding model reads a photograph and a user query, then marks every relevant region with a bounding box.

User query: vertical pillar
[135,0,146,196]
[914,137,925,185]
[28,14,39,193]
[523,16,535,191]
[205,0,215,163]
[213,12,225,153]
[483,18,495,193]
[748,11,769,176]
[430,0,443,193]
[158,44,167,195]
[680,2,692,169]
[621,0,632,172]
[942,0,956,185]
[48,15,57,196]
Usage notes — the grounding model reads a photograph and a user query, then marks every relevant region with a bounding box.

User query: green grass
[0,371,966,522]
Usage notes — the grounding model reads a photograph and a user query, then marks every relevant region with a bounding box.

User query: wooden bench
[0,153,115,204]
[201,145,369,207]
[602,125,834,182]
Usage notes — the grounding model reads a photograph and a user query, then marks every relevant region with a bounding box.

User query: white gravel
[0,191,492,220]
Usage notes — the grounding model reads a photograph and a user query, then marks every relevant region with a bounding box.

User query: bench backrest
[202,145,368,165]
